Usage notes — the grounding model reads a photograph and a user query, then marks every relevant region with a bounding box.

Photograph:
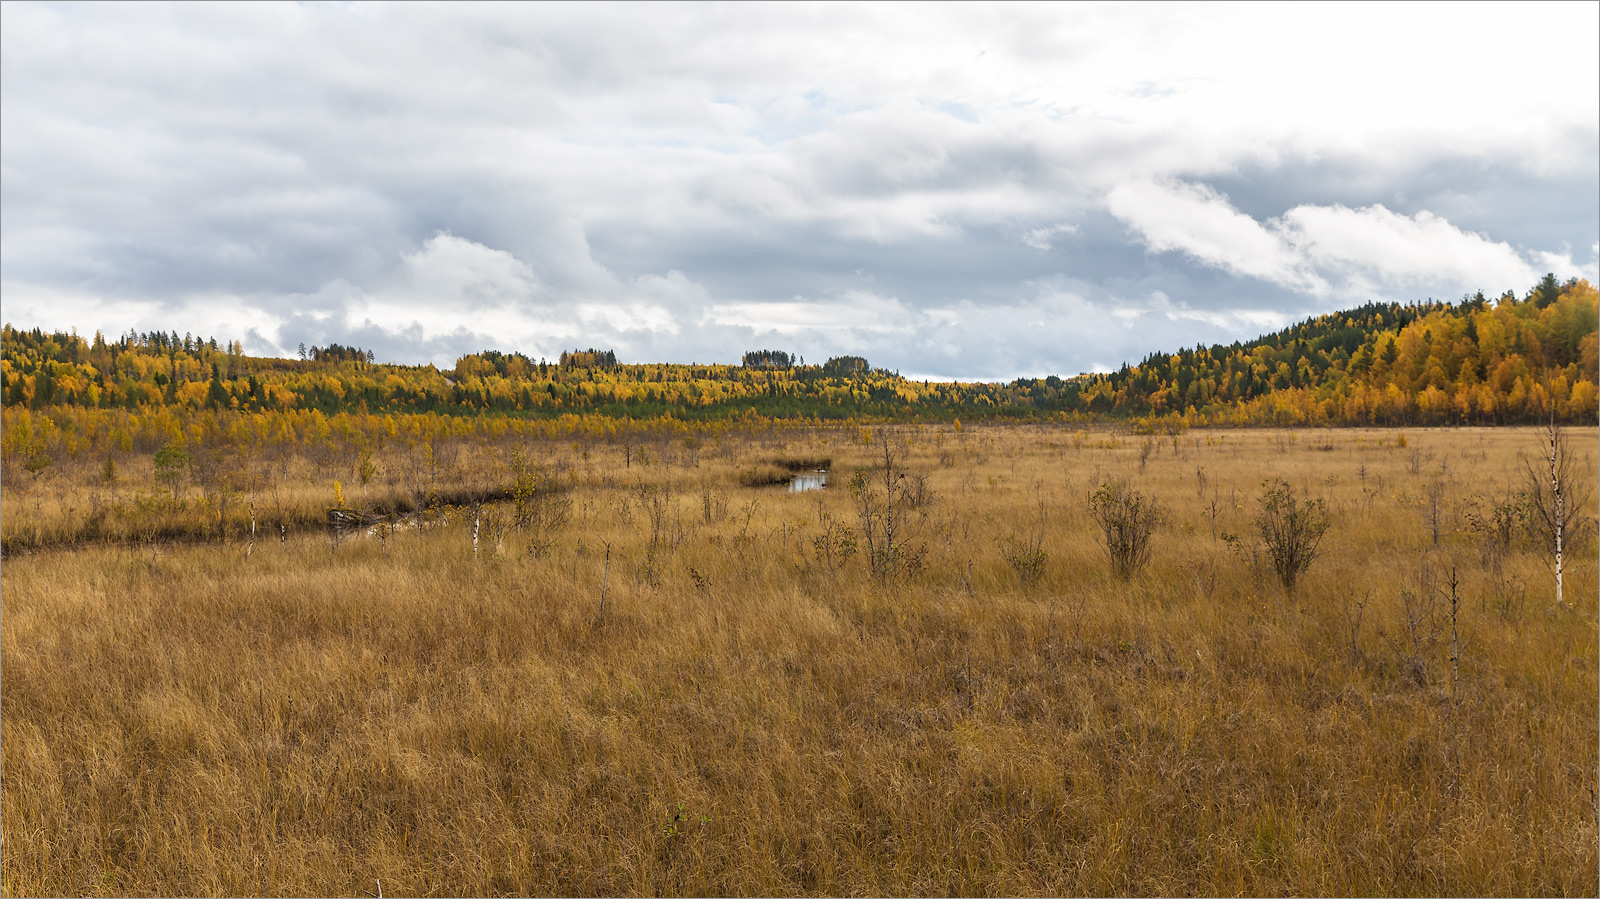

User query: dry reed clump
[2,425,1596,896]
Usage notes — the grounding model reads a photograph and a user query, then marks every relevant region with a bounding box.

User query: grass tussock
[2,425,1596,896]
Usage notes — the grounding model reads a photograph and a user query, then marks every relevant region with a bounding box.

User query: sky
[2,2,1596,380]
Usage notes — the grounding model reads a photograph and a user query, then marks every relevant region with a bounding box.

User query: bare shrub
[810,503,857,575]
[1380,564,1461,691]
[849,436,931,584]
[1340,593,1369,666]
[1385,567,1444,687]
[1464,488,1525,569]
[1138,437,1156,472]
[1420,476,1451,546]
[636,481,687,552]
[700,483,729,524]
[1406,448,1426,475]
[1255,478,1330,594]
[1483,569,1528,622]
[1089,480,1158,581]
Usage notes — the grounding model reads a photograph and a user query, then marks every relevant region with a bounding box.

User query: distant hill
[1023,275,1596,426]
[2,277,1594,430]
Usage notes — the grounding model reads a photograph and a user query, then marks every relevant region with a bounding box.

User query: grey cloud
[2,2,1594,380]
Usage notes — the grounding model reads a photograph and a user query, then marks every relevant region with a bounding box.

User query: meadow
[2,423,1596,896]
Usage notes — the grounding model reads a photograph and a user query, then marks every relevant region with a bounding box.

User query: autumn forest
[3,277,1595,453]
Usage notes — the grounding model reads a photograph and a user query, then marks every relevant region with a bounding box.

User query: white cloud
[398,234,541,310]
[1107,181,1325,292]
[1281,204,1536,295]
[1534,247,1599,285]
[707,290,921,334]
[1020,223,1078,250]
[1111,180,1564,302]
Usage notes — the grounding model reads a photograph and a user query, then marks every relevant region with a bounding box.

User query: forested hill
[2,276,1595,429]
[1036,275,1596,425]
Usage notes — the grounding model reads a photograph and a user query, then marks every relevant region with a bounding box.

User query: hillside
[1038,276,1597,425]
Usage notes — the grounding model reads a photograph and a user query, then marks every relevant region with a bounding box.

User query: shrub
[810,505,858,575]
[1001,531,1048,588]
[849,437,930,584]
[1089,480,1158,580]
[1255,478,1330,594]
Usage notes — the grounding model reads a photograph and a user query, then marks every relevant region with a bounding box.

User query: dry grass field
[2,424,1596,896]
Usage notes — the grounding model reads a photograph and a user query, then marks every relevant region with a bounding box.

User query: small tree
[507,448,573,558]
[508,445,539,525]
[849,435,931,585]
[154,441,189,502]
[1089,480,1158,580]
[20,441,52,480]
[1255,479,1330,594]
[1524,417,1592,608]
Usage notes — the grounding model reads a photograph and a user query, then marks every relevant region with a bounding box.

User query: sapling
[471,501,481,559]
[1421,477,1449,546]
[1523,416,1590,608]
[596,541,612,625]
[849,436,931,584]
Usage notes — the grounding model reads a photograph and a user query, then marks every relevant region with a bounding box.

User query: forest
[2,277,1594,436]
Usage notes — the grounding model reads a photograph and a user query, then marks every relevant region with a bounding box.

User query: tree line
[3,276,1594,429]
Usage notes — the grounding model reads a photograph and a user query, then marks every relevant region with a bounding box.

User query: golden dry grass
[2,425,1596,896]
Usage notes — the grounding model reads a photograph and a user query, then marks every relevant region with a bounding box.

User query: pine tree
[207,363,228,409]
[1532,272,1562,309]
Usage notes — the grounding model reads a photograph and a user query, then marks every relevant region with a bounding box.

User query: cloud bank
[2,2,1595,378]
[1107,181,1593,302]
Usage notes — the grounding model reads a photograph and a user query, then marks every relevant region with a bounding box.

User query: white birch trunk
[1551,426,1564,607]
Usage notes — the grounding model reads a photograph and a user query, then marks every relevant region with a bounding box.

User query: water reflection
[789,472,829,492]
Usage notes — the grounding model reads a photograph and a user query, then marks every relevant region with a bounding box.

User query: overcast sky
[3,2,1596,379]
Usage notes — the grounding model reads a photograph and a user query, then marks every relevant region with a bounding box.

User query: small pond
[789,471,829,492]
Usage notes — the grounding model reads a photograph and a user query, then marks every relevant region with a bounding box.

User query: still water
[789,472,829,492]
